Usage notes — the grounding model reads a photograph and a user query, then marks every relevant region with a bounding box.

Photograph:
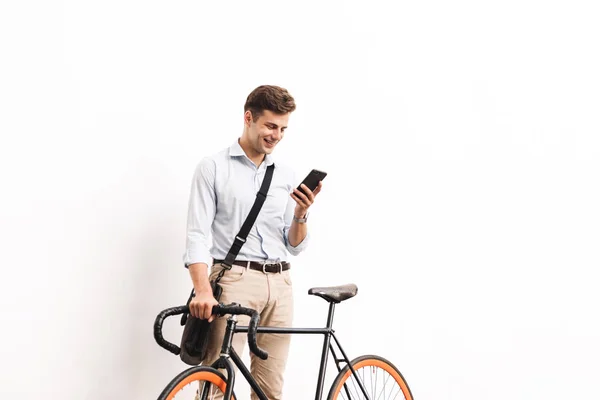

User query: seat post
[314,301,337,400]
[325,301,336,329]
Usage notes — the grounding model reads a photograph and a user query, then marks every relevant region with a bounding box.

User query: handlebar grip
[247,311,268,360]
[153,305,188,355]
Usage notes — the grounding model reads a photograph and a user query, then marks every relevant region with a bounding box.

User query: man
[183,85,323,399]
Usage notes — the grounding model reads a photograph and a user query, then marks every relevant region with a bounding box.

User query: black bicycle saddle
[308,284,358,303]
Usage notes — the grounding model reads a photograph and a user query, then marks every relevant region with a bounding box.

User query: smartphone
[297,169,327,195]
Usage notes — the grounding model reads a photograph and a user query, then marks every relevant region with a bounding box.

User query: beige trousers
[201,263,294,400]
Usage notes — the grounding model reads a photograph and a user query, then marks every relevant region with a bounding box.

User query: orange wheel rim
[165,370,234,400]
[332,359,411,400]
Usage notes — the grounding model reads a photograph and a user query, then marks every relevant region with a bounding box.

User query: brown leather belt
[213,259,290,273]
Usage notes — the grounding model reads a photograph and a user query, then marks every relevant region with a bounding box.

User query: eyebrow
[265,121,287,129]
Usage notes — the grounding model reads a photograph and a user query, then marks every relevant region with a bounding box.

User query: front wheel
[157,366,236,400]
[327,355,413,400]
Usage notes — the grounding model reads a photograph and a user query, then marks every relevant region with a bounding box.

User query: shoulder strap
[221,163,275,268]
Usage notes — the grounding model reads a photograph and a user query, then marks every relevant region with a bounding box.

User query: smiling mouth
[264,138,276,147]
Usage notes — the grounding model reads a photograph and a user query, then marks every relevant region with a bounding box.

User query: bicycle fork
[201,316,238,400]
[206,315,269,400]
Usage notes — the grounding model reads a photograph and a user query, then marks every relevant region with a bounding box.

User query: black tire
[157,366,237,400]
[327,355,413,400]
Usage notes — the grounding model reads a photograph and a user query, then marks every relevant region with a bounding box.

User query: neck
[238,137,265,166]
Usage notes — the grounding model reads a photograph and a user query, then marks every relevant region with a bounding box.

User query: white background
[1,1,599,399]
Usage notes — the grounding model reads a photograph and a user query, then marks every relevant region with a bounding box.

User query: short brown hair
[244,85,296,121]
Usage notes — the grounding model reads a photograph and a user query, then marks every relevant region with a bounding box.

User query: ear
[244,110,253,127]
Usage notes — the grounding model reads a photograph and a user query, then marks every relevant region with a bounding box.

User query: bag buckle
[235,235,246,244]
[220,262,233,270]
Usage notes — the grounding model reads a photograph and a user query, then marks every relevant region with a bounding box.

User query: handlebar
[153,303,269,360]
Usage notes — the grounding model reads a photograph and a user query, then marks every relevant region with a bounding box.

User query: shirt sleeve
[182,158,217,267]
[283,171,310,256]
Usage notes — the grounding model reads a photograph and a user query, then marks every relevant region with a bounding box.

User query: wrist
[294,209,307,219]
[195,287,213,296]
[293,213,308,223]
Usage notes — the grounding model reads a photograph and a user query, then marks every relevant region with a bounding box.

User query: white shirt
[183,140,309,267]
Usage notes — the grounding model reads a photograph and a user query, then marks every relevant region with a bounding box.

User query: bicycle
[154,283,414,400]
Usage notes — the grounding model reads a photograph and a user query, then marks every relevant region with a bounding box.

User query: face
[244,109,289,156]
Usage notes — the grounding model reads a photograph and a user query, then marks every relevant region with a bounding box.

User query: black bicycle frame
[207,302,371,400]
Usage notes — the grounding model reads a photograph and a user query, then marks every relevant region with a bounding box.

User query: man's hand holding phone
[291,169,326,219]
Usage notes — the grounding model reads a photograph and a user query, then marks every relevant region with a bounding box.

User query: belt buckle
[269,261,283,273]
[261,261,283,273]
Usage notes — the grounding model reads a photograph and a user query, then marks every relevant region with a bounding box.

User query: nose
[272,128,282,140]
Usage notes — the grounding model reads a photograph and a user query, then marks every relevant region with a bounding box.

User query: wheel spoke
[390,384,403,400]
[374,366,378,399]
[376,373,392,400]
[365,367,373,394]
[350,369,362,399]
[361,367,366,397]
[352,371,364,399]
[340,386,348,400]
[341,382,351,400]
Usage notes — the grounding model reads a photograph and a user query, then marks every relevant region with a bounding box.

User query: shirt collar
[229,139,275,167]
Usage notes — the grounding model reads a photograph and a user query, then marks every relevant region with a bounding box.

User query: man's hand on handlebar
[189,290,219,322]
[154,303,268,360]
